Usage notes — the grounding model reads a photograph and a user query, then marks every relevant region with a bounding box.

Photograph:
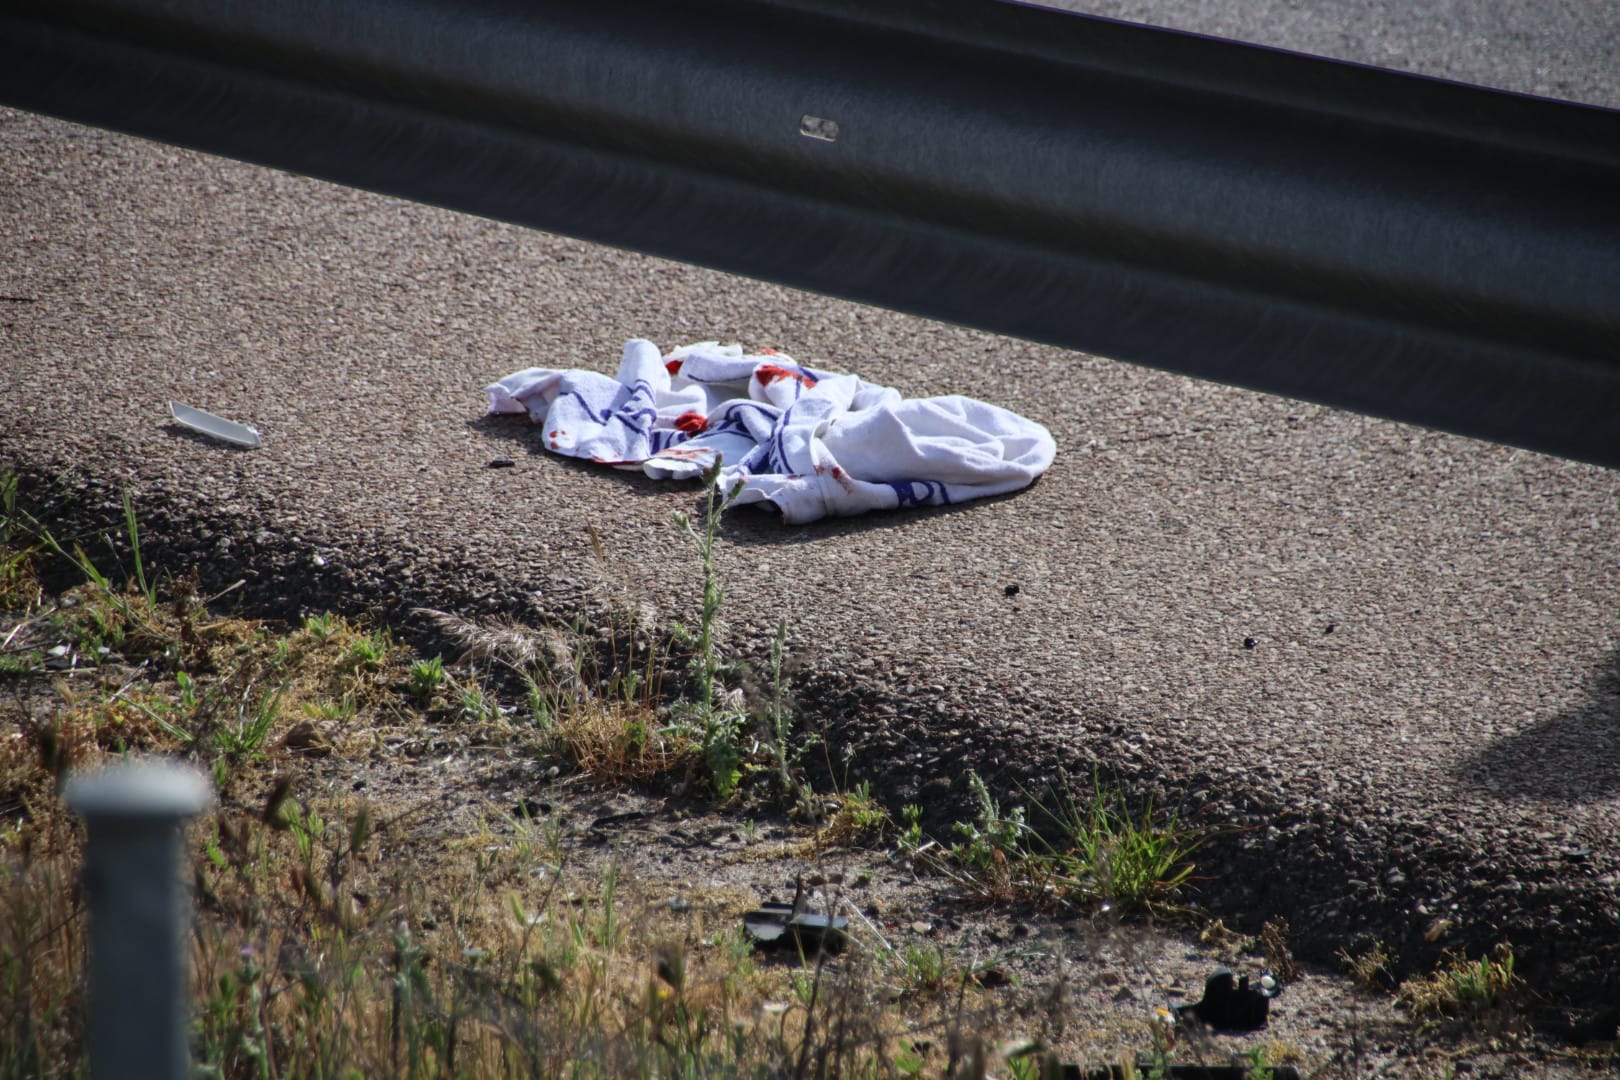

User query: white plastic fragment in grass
[168,401,261,449]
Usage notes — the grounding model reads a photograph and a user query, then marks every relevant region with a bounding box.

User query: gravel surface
[1043,1,1620,109]
[3,45,1619,1016]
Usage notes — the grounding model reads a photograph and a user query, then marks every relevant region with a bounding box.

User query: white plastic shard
[168,401,262,449]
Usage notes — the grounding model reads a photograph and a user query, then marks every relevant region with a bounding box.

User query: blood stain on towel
[816,463,856,494]
[674,411,708,435]
[665,358,683,376]
[756,363,816,388]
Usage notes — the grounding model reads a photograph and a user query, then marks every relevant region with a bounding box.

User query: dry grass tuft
[805,782,891,853]
[1398,945,1522,1020]
[1260,917,1302,982]
[550,697,699,784]
[414,607,553,670]
[1339,941,1396,993]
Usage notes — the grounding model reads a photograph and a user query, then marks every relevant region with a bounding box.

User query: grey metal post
[66,760,214,1080]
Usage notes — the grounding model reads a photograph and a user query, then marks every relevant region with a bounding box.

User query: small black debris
[1324,621,1336,635]
[510,798,552,819]
[1004,583,1021,598]
[487,457,517,468]
[1174,968,1280,1032]
[1243,637,1258,650]
[589,810,651,832]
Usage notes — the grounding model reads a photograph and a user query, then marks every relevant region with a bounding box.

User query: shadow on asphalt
[715,490,1025,546]
[471,415,683,500]
[1458,646,1620,801]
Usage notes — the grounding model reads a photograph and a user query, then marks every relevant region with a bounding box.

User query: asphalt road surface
[3,2,1618,1004]
[1044,1,1620,108]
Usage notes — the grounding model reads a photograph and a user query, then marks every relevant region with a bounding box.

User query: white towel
[486,339,1057,524]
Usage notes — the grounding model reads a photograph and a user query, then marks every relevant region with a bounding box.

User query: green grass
[302,692,355,724]
[906,771,1202,916]
[897,943,952,996]
[1040,780,1199,914]
[451,675,497,724]
[410,655,445,702]
[668,460,749,798]
[302,611,340,643]
[0,473,37,610]
[218,687,285,761]
[345,628,390,672]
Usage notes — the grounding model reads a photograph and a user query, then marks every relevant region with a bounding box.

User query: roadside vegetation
[0,468,1591,1077]
[1397,946,1523,1025]
[895,771,1200,918]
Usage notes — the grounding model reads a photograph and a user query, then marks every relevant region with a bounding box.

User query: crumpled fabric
[485,339,1057,524]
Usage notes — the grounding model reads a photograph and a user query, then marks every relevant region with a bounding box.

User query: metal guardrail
[2,0,1617,465]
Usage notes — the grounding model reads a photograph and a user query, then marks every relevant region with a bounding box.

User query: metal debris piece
[743,903,848,956]
[743,878,847,956]
[1173,968,1281,1032]
[169,401,261,448]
